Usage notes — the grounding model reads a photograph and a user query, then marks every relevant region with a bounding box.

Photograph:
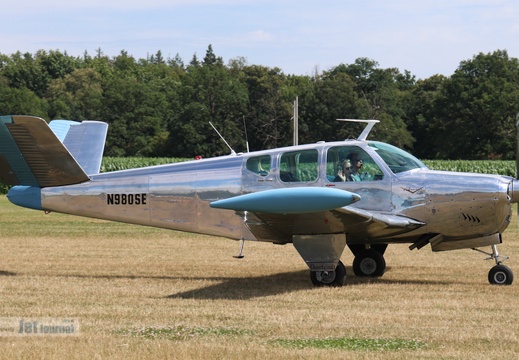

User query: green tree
[309,70,359,141]
[406,75,447,158]
[0,76,48,117]
[1,52,50,97]
[241,65,292,150]
[168,46,248,157]
[101,77,168,156]
[319,59,415,148]
[45,68,103,120]
[430,50,519,159]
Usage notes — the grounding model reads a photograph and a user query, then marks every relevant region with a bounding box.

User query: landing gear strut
[473,245,513,285]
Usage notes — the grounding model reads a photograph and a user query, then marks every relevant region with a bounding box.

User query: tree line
[1,46,519,160]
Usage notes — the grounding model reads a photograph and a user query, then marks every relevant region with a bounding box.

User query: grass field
[1,195,519,359]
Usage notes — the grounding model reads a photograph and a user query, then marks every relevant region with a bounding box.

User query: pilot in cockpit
[334,159,352,182]
[348,153,364,181]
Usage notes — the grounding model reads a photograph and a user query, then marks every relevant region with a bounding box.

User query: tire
[352,249,386,277]
[310,261,346,287]
[488,264,513,285]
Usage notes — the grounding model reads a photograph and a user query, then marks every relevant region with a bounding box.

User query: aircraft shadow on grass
[0,270,16,276]
[165,267,455,300]
[0,267,454,299]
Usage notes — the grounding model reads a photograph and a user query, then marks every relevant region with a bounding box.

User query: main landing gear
[307,244,389,287]
[349,244,387,278]
[310,261,347,287]
[293,234,349,287]
[473,245,513,285]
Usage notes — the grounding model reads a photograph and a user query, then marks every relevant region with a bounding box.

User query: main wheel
[310,261,346,287]
[488,264,513,285]
[352,249,386,277]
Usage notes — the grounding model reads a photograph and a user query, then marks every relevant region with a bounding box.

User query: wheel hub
[492,271,507,284]
[360,258,377,275]
[316,270,336,284]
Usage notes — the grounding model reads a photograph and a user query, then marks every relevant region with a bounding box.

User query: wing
[210,187,425,244]
[243,207,424,244]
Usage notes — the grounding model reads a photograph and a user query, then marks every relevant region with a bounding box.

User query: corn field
[99,157,191,172]
[423,160,517,177]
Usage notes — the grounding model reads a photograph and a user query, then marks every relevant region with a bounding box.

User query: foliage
[1,47,519,160]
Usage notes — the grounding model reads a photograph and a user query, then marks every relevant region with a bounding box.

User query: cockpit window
[326,146,384,182]
[246,155,271,176]
[368,141,427,174]
[280,149,318,182]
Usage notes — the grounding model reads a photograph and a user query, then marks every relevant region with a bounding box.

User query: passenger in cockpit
[334,159,352,182]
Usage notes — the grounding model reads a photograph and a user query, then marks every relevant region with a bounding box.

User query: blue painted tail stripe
[7,186,42,210]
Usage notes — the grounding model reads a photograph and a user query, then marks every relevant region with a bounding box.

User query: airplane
[0,115,517,287]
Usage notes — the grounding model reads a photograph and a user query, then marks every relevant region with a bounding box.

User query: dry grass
[1,195,519,359]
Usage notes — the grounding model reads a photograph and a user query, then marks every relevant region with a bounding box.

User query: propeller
[507,113,519,205]
[516,113,519,179]
[516,113,519,226]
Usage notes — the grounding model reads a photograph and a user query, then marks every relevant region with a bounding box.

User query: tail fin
[49,119,108,175]
[0,115,107,187]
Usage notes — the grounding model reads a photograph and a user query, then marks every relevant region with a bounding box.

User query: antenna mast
[209,122,236,155]
[293,96,299,146]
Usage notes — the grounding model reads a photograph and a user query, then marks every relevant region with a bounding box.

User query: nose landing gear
[473,245,513,285]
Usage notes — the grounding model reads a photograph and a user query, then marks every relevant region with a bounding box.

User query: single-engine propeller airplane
[0,115,517,286]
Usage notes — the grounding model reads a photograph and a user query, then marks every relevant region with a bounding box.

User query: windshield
[368,141,427,174]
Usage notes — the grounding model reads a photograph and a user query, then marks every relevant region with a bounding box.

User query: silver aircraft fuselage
[30,139,516,251]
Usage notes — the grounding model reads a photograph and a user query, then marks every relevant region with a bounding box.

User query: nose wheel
[473,245,513,285]
[488,264,513,285]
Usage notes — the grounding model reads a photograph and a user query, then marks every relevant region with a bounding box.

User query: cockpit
[244,141,427,183]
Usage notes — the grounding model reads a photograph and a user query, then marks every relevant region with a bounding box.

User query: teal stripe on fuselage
[0,116,39,186]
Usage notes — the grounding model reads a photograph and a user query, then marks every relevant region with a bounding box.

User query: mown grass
[271,337,426,351]
[1,196,519,359]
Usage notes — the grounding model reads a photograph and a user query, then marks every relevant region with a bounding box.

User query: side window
[280,149,318,182]
[246,155,271,176]
[326,146,383,182]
